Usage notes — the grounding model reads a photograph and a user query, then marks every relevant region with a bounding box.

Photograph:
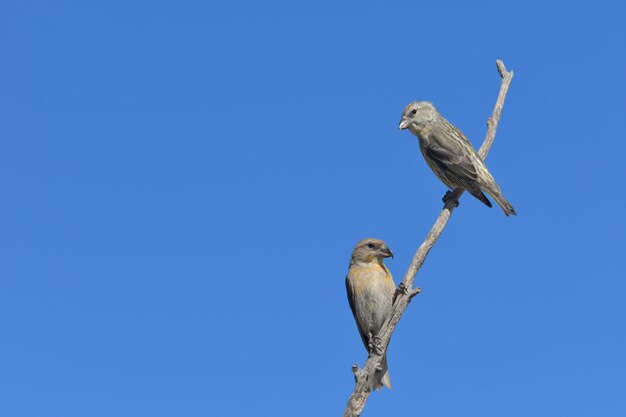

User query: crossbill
[345,238,395,390]
[399,101,516,216]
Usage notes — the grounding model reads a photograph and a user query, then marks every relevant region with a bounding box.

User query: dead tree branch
[342,60,514,417]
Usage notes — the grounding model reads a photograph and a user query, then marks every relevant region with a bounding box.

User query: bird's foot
[368,334,384,356]
[394,282,421,303]
[442,190,460,207]
[393,282,408,303]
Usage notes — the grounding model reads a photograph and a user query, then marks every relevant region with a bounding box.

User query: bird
[345,238,395,390]
[399,101,516,216]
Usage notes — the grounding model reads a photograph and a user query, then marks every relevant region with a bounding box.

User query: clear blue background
[1,1,625,416]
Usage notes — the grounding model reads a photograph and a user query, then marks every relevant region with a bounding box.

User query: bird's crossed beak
[398,117,410,130]
[380,245,394,259]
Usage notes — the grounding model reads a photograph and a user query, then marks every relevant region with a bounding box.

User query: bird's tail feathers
[468,189,493,208]
[489,191,517,216]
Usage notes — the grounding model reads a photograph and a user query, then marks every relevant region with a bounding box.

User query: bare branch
[342,60,514,417]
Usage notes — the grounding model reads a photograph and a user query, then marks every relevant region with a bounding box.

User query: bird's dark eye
[411,109,417,115]
[367,243,374,249]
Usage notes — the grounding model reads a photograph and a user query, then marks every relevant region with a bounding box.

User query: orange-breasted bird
[345,238,395,390]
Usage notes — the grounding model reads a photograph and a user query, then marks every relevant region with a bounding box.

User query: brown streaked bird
[345,238,395,390]
[399,101,516,216]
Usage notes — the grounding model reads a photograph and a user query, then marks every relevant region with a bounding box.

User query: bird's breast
[349,264,395,328]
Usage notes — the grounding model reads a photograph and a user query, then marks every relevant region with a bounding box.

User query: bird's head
[350,238,394,265]
[399,101,438,131]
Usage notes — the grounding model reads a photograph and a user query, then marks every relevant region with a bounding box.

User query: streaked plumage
[345,238,395,390]
[399,101,516,216]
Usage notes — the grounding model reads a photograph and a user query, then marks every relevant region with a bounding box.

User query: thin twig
[342,60,514,417]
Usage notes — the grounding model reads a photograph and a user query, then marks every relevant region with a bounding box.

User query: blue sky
[1,1,625,416]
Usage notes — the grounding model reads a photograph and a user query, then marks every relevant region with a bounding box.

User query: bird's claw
[393,282,408,303]
[368,335,384,356]
[442,190,459,207]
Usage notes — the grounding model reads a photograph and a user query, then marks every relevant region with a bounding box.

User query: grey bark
[342,60,514,417]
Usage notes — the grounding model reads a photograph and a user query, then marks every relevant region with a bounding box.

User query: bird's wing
[426,122,493,207]
[345,273,369,348]
[427,121,479,184]
[345,274,357,317]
